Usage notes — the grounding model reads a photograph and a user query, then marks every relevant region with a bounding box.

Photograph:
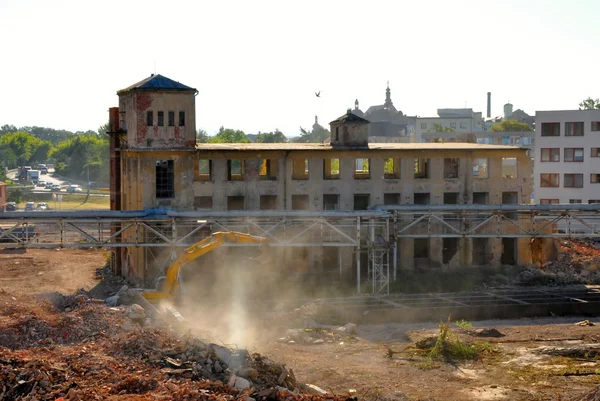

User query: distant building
[416,109,484,143]
[0,181,6,212]
[534,109,600,205]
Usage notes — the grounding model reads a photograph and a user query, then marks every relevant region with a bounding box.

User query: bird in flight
[315,91,321,97]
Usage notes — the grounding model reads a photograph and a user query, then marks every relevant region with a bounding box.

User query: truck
[38,164,48,174]
[18,166,32,181]
[26,170,40,184]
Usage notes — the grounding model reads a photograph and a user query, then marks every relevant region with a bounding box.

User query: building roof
[0,181,5,185]
[195,142,523,151]
[329,111,370,125]
[117,74,197,95]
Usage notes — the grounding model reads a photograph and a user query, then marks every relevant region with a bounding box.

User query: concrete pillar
[340,158,354,210]
[399,238,415,270]
[430,237,443,268]
[460,237,473,268]
[489,238,502,267]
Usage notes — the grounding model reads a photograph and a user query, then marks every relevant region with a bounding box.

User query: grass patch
[412,360,439,370]
[18,195,110,210]
[428,318,496,362]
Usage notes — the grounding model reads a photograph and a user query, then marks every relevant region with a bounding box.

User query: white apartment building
[534,109,600,204]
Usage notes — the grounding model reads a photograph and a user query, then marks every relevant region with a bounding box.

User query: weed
[428,318,495,361]
[413,360,439,370]
[455,319,473,329]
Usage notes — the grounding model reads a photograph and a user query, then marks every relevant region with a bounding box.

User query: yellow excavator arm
[141,231,268,303]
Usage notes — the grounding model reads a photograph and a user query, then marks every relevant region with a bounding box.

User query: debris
[344,323,357,335]
[470,328,505,338]
[416,336,437,349]
[576,320,595,326]
[234,376,252,389]
[302,383,328,395]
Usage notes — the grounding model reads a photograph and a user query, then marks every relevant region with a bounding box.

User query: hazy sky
[1,0,599,136]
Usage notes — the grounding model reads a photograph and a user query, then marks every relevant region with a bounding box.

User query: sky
[1,0,599,137]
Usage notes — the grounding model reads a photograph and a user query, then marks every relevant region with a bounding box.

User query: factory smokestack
[487,92,491,118]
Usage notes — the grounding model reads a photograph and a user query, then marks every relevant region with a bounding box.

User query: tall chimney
[486,92,491,118]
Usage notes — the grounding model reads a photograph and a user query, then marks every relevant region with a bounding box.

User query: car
[37,180,46,187]
[45,182,53,189]
[6,202,17,211]
[87,181,97,189]
[24,202,35,211]
[66,184,82,193]
[51,184,61,191]
[36,202,50,211]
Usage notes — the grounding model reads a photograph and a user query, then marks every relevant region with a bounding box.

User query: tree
[196,129,209,143]
[97,122,110,136]
[50,134,109,183]
[291,126,330,143]
[579,97,600,110]
[0,132,53,168]
[208,127,250,143]
[490,120,532,132]
[256,129,287,143]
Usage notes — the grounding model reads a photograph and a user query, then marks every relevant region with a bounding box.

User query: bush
[7,188,24,203]
[428,318,494,362]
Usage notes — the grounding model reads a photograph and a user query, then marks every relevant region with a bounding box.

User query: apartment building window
[569,199,582,204]
[323,194,339,210]
[540,173,559,187]
[168,111,175,127]
[564,148,584,162]
[541,148,560,162]
[194,196,212,209]
[522,137,533,145]
[227,196,245,210]
[384,158,400,179]
[292,159,309,180]
[591,174,600,184]
[228,159,244,181]
[565,122,584,136]
[420,123,427,129]
[460,122,467,129]
[472,158,488,178]
[259,159,277,180]
[155,160,174,198]
[179,111,185,126]
[146,111,153,126]
[260,195,277,210]
[354,158,370,179]
[564,173,583,188]
[323,158,340,179]
[592,148,600,157]
[443,158,459,179]
[589,200,600,204]
[354,194,370,210]
[198,159,211,181]
[592,122,600,131]
[157,111,164,126]
[384,193,400,205]
[414,158,429,179]
[291,195,309,210]
[502,158,517,178]
[541,122,560,136]
[540,199,559,205]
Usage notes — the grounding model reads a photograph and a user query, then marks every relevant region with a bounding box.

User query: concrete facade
[534,110,600,204]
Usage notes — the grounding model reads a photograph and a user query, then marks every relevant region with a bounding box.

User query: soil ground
[1,248,600,400]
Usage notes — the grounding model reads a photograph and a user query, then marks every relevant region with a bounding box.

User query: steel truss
[2,205,600,295]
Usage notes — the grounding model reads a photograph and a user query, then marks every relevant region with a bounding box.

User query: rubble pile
[0,293,352,401]
[278,324,358,345]
[517,239,600,286]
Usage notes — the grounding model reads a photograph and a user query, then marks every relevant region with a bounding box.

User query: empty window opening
[592,148,600,157]
[157,111,164,126]
[591,174,600,184]
[442,238,459,265]
[414,238,429,259]
[502,191,518,219]
[540,199,559,205]
[564,148,584,162]
[592,122,600,131]
[473,192,489,205]
[228,159,244,181]
[227,196,245,210]
[179,111,185,126]
[260,195,277,210]
[259,159,277,180]
[472,158,488,178]
[323,158,340,179]
[443,158,459,179]
[414,193,430,205]
[541,122,560,136]
[292,159,309,180]
[501,238,517,265]
[564,173,583,188]
[335,127,339,141]
[384,193,400,205]
[565,122,584,136]
[472,238,488,265]
[569,199,582,204]
[502,158,517,178]
[323,194,340,210]
[354,158,370,179]
[541,148,560,162]
[384,158,400,179]
[168,111,175,127]
[354,194,370,210]
[198,159,211,181]
[414,158,429,179]
[292,194,309,210]
[443,192,459,204]
[194,196,212,209]
[146,111,153,126]
[540,173,559,187]
[589,200,600,204]
[155,160,174,199]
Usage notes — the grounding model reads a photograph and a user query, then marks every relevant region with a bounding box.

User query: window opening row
[146,111,185,127]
